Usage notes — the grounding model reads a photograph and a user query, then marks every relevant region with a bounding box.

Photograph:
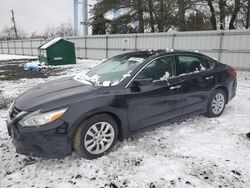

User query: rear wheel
[206,89,226,117]
[247,132,250,139]
[73,114,118,159]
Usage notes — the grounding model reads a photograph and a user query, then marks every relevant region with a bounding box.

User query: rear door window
[178,55,207,75]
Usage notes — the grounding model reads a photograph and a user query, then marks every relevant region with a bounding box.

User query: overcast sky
[0,0,95,35]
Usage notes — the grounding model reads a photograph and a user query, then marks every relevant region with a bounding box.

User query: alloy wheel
[211,93,225,115]
[84,122,115,154]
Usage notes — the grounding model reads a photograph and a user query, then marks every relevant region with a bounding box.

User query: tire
[73,114,118,159]
[206,89,226,118]
[247,132,250,139]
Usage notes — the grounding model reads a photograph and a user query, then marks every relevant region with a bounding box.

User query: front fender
[63,95,129,141]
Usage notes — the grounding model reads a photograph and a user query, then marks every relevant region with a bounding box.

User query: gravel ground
[0,54,250,188]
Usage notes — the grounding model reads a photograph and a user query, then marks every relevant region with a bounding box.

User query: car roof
[120,50,207,60]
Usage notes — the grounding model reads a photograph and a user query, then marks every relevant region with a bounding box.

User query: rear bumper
[7,120,72,158]
[228,79,237,102]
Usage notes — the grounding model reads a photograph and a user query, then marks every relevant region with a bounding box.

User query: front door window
[137,56,175,82]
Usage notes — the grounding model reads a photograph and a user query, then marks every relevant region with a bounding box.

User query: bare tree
[147,0,155,32]
[218,0,227,29]
[178,0,186,31]
[206,0,217,30]
[229,0,241,29]
[56,22,74,37]
[247,0,250,28]
[42,22,73,39]
[0,27,12,40]
[135,0,145,33]
[17,27,28,39]
[42,25,57,39]
[0,26,27,40]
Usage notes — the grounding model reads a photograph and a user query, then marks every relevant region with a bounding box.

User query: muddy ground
[0,60,66,81]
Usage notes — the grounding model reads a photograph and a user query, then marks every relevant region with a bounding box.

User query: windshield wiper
[84,79,95,86]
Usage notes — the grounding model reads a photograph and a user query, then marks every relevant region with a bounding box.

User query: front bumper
[6,118,72,158]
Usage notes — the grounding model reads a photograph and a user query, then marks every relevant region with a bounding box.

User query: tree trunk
[218,0,227,30]
[247,0,250,29]
[137,0,144,33]
[148,0,155,32]
[229,0,240,29]
[178,0,186,31]
[207,0,217,30]
[153,11,161,32]
[158,0,164,32]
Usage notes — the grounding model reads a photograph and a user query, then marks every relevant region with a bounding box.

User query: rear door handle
[205,75,214,80]
[170,85,181,90]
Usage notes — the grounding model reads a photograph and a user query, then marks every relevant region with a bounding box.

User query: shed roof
[40,37,63,49]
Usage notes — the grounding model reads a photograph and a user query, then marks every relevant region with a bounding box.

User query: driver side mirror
[129,78,153,92]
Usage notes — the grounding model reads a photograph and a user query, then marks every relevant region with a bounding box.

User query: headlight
[19,108,68,127]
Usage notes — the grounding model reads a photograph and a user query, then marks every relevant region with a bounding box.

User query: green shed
[38,37,76,66]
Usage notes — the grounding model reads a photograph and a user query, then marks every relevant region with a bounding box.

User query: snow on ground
[0,54,37,61]
[0,54,250,188]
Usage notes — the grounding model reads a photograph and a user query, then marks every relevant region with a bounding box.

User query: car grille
[10,107,21,119]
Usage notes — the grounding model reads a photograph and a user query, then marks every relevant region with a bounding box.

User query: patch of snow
[128,57,144,63]
[159,71,170,81]
[0,56,250,187]
[111,81,119,86]
[88,74,100,84]
[0,54,37,61]
[40,37,62,49]
[200,63,206,71]
[73,74,92,85]
[103,81,111,87]
[74,74,100,86]
[122,70,132,79]
[74,66,132,87]
[24,61,41,67]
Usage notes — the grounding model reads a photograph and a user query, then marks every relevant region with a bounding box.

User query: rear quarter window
[204,59,216,70]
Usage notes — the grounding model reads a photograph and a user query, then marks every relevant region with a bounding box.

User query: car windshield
[75,55,145,86]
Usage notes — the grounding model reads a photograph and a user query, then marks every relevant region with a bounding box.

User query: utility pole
[11,10,18,39]
[82,0,88,35]
[73,0,88,36]
[73,0,79,36]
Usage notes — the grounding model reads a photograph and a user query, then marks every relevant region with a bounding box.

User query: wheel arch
[213,85,229,103]
[70,108,128,145]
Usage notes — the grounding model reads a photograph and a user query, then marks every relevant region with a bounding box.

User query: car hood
[15,77,97,111]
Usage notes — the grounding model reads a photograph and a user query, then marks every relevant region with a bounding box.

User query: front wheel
[73,114,118,159]
[206,89,226,118]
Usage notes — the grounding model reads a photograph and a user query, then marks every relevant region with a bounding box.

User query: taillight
[227,67,237,80]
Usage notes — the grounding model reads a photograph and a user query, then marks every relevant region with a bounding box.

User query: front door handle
[205,75,214,80]
[170,85,181,90]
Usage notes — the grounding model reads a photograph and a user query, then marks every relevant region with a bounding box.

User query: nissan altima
[6,50,237,159]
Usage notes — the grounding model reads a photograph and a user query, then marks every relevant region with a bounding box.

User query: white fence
[0,30,250,69]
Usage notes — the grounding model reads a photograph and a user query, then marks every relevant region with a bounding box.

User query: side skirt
[127,108,207,137]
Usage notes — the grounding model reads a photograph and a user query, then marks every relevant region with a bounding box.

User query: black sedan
[7,50,237,159]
